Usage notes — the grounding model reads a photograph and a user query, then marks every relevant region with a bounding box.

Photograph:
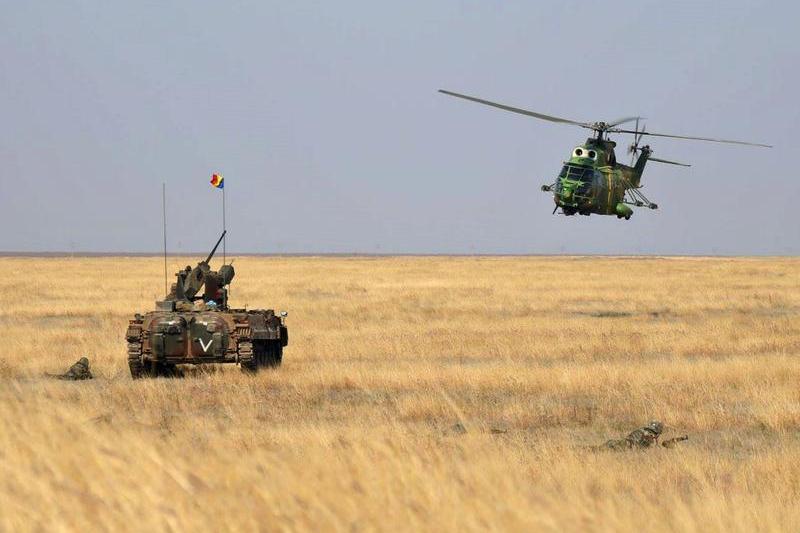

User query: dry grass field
[1,255,799,532]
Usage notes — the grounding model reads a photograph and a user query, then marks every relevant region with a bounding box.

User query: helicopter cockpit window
[559,165,595,182]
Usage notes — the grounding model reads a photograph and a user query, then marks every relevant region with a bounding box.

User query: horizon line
[0,251,797,259]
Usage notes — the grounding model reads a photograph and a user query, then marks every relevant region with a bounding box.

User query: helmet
[647,420,664,435]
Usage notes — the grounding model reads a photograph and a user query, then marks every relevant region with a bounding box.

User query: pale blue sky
[1,1,796,254]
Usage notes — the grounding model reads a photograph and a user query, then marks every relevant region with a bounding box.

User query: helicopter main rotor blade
[610,128,772,148]
[606,116,643,128]
[438,90,591,127]
[649,156,691,167]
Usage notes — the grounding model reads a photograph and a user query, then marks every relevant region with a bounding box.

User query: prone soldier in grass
[49,356,93,380]
[596,420,688,451]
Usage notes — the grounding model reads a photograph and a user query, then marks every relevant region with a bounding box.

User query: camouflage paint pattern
[440,88,769,220]
[126,307,287,377]
[546,138,651,219]
[125,232,288,378]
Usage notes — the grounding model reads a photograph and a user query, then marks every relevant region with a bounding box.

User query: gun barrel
[661,435,689,449]
[204,231,227,264]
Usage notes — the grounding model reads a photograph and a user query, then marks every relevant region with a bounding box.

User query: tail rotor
[627,119,689,167]
[628,119,646,164]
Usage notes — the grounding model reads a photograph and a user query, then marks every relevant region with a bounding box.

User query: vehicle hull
[125,308,288,377]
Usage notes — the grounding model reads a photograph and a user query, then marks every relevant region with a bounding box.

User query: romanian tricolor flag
[210,173,224,189]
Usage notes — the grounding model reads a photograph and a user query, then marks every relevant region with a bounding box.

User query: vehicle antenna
[162,182,168,297]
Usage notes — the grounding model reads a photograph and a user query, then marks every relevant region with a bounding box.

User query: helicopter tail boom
[627,146,651,188]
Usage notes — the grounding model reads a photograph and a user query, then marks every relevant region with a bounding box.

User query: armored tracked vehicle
[125,231,288,378]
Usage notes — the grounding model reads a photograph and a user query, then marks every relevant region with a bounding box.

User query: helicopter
[439,90,771,220]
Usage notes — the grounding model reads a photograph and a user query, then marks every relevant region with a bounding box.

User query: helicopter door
[591,169,614,211]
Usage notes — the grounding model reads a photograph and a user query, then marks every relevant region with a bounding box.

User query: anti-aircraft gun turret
[125,231,288,378]
[166,231,236,310]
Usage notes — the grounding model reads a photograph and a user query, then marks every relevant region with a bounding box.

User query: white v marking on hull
[198,338,213,353]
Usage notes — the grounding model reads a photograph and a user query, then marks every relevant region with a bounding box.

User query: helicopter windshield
[559,165,594,182]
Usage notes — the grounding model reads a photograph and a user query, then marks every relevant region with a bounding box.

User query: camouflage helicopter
[439,90,771,220]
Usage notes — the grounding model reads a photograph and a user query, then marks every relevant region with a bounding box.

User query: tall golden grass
[0,256,799,532]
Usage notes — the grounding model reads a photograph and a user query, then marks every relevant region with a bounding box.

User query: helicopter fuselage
[543,138,650,220]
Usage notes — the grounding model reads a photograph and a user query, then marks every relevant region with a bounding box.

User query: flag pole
[222,184,226,264]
